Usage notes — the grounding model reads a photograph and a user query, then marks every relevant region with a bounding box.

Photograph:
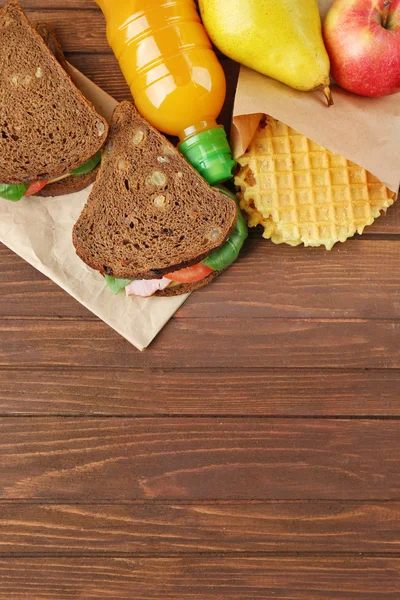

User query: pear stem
[323,85,334,107]
[382,0,391,28]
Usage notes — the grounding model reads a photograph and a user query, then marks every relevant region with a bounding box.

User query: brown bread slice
[34,24,99,197]
[36,165,100,197]
[34,23,68,72]
[0,0,108,184]
[155,270,223,296]
[73,101,237,280]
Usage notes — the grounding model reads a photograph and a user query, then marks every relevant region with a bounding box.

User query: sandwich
[32,23,103,197]
[0,0,108,201]
[73,101,247,298]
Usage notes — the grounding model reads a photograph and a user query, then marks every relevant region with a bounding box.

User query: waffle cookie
[235,117,396,250]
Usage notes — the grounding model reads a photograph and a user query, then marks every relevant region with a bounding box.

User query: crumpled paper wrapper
[0,66,188,351]
[231,0,400,194]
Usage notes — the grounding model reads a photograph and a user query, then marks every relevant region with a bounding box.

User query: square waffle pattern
[235,117,396,250]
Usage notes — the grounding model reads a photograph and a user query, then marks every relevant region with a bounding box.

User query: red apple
[323,0,400,97]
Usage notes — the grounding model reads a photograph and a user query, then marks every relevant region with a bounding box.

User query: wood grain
[68,53,131,103]
[0,418,400,501]
[3,237,400,319]
[22,1,95,7]
[1,318,400,368]
[2,502,400,555]
[179,237,400,318]
[0,557,400,599]
[1,4,399,599]
[1,368,400,417]
[24,9,106,52]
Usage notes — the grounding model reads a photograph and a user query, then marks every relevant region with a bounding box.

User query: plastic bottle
[95,0,235,185]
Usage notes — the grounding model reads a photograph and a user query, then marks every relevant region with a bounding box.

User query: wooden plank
[22,1,95,7]
[0,418,399,500]
[1,368,400,417]
[3,238,400,320]
[1,501,400,554]
[68,53,131,104]
[370,199,400,232]
[23,9,107,53]
[1,318,400,368]
[0,246,92,319]
[182,237,400,318]
[0,557,399,599]
[17,1,211,11]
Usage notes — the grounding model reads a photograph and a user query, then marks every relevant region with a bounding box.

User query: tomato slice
[165,262,213,283]
[24,181,48,196]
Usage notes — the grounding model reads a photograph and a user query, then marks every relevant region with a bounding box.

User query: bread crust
[36,165,99,197]
[155,270,223,296]
[35,23,68,71]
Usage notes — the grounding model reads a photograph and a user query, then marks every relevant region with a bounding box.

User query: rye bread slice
[35,23,68,72]
[0,0,108,184]
[155,270,223,296]
[34,24,99,197]
[36,165,100,197]
[73,101,237,280]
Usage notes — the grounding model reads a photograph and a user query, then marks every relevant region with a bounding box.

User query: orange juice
[95,0,235,184]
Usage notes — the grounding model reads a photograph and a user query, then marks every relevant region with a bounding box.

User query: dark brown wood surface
[1,2,399,598]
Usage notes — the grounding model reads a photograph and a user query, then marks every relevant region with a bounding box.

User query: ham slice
[125,277,170,298]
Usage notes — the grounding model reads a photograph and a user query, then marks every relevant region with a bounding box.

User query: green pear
[199,0,332,104]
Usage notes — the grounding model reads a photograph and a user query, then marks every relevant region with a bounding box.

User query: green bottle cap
[179,127,236,185]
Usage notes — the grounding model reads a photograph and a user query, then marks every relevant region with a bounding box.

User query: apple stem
[382,0,391,28]
[323,86,334,107]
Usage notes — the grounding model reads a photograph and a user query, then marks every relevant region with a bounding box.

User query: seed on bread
[146,170,166,186]
[105,140,114,155]
[118,159,128,171]
[153,194,167,208]
[208,228,222,241]
[162,144,175,156]
[133,129,144,145]
[96,121,105,136]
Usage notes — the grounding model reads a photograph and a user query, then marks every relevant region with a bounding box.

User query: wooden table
[1,1,400,598]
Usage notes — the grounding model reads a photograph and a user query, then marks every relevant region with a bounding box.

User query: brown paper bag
[0,66,189,351]
[231,0,400,194]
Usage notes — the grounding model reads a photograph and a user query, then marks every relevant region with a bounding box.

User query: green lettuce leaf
[0,183,29,202]
[70,151,102,176]
[104,275,132,295]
